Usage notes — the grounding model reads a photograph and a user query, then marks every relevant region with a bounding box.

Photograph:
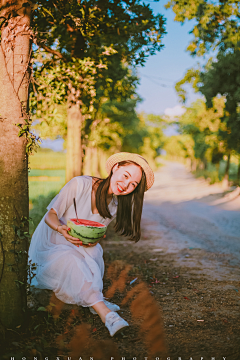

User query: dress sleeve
[46,177,84,219]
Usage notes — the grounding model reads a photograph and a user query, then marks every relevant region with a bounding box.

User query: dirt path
[143,160,240,266]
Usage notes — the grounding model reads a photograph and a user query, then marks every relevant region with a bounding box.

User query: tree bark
[0,1,31,329]
[66,105,83,182]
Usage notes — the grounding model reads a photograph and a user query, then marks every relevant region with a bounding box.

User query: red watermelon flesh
[70,219,105,227]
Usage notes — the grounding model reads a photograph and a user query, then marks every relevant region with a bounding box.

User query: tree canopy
[165,0,240,55]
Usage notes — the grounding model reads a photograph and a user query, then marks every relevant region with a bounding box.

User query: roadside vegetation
[162,0,240,188]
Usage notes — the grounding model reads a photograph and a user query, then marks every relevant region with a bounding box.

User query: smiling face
[108,163,143,196]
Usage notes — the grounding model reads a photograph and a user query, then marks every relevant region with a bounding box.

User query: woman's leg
[91,301,111,322]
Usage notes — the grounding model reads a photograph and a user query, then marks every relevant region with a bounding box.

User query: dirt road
[142,160,240,269]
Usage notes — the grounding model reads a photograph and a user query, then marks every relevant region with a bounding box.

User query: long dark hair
[94,161,146,242]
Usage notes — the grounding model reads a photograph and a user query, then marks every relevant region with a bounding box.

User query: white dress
[28,176,117,307]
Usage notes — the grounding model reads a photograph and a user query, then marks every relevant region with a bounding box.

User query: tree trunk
[191,159,197,172]
[222,153,231,189]
[83,146,92,175]
[98,149,108,178]
[91,147,101,177]
[83,147,101,177]
[215,162,220,181]
[66,105,83,182]
[0,1,31,330]
[237,159,240,185]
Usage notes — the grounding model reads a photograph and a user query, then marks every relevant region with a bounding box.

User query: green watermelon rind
[67,219,107,244]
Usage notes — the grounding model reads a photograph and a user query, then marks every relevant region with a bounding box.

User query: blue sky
[136,0,205,116]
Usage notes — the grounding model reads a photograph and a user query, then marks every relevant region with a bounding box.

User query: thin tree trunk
[222,153,231,189]
[0,1,31,330]
[98,149,108,178]
[191,159,197,172]
[91,147,101,177]
[215,162,220,181]
[66,105,83,182]
[237,159,240,185]
[83,146,92,175]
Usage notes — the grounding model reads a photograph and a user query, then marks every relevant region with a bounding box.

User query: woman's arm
[45,208,81,246]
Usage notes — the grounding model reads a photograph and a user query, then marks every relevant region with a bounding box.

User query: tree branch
[36,40,67,61]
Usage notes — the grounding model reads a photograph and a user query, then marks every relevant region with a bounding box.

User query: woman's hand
[57,225,82,246]
[79,235,106,248]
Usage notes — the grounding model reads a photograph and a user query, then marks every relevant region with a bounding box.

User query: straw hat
[106,152,154,191]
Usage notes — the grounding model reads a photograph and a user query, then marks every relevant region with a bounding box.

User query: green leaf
[37,307,47,312]
[42,7,55,19]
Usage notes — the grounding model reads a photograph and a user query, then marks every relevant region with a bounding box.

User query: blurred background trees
[162,0,240,188]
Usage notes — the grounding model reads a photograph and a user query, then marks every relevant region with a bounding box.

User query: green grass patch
[29,180,65,202]
[29,169,66,177]
[29,148,66,170]
[28,149,67,231]
[29,169,66,202]
[29,191,58,234]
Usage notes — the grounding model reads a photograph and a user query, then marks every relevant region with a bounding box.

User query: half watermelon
[67,218,107,244]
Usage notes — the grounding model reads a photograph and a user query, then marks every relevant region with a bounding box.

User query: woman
[28,152,154,336]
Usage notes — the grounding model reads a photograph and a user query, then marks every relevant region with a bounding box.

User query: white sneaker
[89,300,120,315]
[105,311,129,337]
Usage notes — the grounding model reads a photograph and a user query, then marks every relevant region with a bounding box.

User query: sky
[135,0,204,117]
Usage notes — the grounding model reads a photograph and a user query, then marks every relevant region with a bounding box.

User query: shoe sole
[111,324,129,337]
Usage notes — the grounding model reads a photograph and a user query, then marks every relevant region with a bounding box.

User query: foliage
[16,117,41,155]
[29,0,166,172]
[30,56,98,123]
[199,50,240,153]
[167,0,240,162]
[179,98,226,163]
[163,134,194,160]
[175,67,200,103]
[33,0,166,65]
[30,0,167,117]
[165,0,240,56]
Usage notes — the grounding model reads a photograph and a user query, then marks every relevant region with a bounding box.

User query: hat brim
[105,152,154,191]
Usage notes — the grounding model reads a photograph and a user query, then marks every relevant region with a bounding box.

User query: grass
[29,191,58,234]
[194,160,239,185]
[28,148,66,232]
[29,169,66,177]
[29,170,65,202]
[29,148,66,203]
[29,148,66,170]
